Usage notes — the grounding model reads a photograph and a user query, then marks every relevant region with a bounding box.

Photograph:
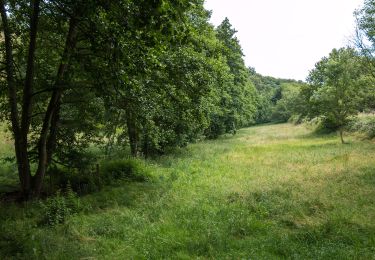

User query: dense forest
[0,0,374,258]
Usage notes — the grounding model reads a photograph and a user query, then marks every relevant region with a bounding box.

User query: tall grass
[1,123,375,259]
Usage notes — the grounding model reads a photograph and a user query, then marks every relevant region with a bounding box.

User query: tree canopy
[299,48,367,142]
[0,1,260,198]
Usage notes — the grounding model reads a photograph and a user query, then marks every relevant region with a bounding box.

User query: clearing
[1,123,375,259]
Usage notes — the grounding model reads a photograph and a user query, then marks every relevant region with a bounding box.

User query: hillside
[1,123,375,259]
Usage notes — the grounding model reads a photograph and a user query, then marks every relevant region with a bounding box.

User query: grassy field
[1,123,375,259]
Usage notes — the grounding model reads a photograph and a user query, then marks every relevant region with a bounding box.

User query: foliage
[271,82,303,122]
[47,158,150,195]
[354,0,375,78]
[300,47,367,142]
[40,184,80,226]
[353,0,375,110]
[207,18,257,137]
[101,159,150,183]
[347,113,375,139]
[0,0,260,195]
[249,68,304,124]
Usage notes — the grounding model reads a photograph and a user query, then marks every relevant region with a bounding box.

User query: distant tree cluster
[248,69,306,124]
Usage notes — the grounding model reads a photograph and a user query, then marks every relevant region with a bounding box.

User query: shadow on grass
[82,181,166,212]
[299,128,337,140]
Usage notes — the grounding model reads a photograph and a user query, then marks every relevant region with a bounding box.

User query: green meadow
[1,123,375,259]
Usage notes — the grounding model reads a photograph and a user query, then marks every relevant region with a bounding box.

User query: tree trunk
[21,0,40,135]
[0,1,34,198]
[1,1,82,198]
[47,101,61,165]
[339,129,345,144]
[142,126,149,158]
[33,17,79,196]
[126,111,139,157]
[21,0,41,198]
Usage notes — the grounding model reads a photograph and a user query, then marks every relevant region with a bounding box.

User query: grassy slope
[1,123,375,259]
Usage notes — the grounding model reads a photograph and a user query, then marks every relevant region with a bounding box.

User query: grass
[1,123,375,259]
[0,123,17,193]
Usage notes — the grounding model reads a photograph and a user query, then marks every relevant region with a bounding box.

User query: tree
[303,47,366,143]
[0,0,199,197]
[94,0,226,156]
[271,82,304,123]
[0,0,263,198]
[249,68,303,124]
[206,18,257,138]
[0,0,100,197]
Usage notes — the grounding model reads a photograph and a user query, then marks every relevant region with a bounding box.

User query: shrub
[40,184,80,226]
[347,114,375,139]
[288,114,303,125]
[100,159,150,184]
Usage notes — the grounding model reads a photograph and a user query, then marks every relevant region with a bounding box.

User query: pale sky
[204,0,364,81]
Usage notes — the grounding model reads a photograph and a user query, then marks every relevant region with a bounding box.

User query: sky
[204,0,364,81]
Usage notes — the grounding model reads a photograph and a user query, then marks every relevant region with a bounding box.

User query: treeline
[0,0,265,197]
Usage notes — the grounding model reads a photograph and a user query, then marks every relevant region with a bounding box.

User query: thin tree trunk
[33,17,79,196]
[340,129,345,144]
[142,126,149,158]
[19,0,41,198]
[46,101,61,165]
[21,0,40,135]
[126,111,139,157]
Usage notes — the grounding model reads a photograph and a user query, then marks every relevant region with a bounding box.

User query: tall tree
[206,18,256,138]
[0,0,103,197]
[89,0,216,157]
[0,0,86,198]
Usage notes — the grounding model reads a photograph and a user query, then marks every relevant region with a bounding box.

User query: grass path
[1,123,375,259]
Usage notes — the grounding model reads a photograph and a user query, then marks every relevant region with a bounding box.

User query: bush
[100,159,150,184]
[288,114,303,125]
[347,114,375,139]
[40,184,80,226]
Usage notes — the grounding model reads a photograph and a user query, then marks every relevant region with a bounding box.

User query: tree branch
[21,0,41,137]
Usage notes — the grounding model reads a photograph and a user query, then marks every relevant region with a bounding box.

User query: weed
[40,184,80,226]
